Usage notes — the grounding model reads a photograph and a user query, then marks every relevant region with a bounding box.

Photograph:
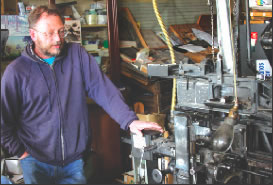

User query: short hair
[28,5,65,29]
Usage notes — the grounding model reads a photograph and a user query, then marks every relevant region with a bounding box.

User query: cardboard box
[123,171,135,184]
[136,113,166,129]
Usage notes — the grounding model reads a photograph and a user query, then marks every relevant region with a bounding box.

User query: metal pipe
[245,0,252,66]
[174,113,190,184]
[261,132,272,153]
[215,0,236,74]
[233,0,240,61]
[241,169,270,178]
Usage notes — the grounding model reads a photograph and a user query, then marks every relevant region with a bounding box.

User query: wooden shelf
[81,24,108,28]
[87,48,109,55]
[88,50,99,54]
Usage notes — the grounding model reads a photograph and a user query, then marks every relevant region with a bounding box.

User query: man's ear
[29,29,37,41]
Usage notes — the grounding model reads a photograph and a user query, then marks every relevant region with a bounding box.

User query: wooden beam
[1,0,4,15]
[48,0,55,5]
[48,0,56,8]
[121,7,149,48]
[107,0,121,83]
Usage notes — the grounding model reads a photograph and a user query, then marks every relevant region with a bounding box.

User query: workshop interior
[1,0,272,184]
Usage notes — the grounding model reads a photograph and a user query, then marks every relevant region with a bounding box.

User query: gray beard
[43,47,61,57]
[36,40,63,58]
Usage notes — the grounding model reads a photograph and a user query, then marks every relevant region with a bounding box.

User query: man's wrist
[19,151,29,159]
[127,119,138,130]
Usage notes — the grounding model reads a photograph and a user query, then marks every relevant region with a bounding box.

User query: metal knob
[152,169,163,183]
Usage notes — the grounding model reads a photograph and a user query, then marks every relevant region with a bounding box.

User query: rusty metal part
[247,157,272,171]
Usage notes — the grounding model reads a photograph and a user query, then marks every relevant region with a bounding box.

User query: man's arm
[79,48,138,129]
[1,65,26,157]
[78,46,164,133]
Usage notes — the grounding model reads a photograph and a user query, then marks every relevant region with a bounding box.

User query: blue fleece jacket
[1,42,138,166]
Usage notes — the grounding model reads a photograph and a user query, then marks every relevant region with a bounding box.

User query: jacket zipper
[31,44,65,164]
[35,54,66,165]
[50,64,65,165]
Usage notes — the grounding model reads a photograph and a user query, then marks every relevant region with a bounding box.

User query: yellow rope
[152,0,176,116]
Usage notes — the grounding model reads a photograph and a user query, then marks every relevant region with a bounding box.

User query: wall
[118,0,214,32]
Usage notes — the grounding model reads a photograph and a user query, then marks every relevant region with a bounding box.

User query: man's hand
[19,151,29,160]
[129,120,163,136]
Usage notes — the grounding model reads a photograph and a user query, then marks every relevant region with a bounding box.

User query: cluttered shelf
[81,24,107,28]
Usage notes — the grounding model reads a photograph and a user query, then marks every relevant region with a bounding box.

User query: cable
[152,0,176,118]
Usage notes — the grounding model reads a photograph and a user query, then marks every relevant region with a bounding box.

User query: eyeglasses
[32,28,67,38]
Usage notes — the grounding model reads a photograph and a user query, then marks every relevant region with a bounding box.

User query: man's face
[30,13,65,59]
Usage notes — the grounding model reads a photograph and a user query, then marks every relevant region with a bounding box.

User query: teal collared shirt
[43,57,56,66]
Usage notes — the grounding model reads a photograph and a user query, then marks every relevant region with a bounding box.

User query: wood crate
[197,14,217,33]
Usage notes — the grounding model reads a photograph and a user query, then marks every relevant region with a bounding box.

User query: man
[1,6,163,184]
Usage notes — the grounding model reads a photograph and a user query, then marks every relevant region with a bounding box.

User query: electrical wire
[152,0,176,118]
